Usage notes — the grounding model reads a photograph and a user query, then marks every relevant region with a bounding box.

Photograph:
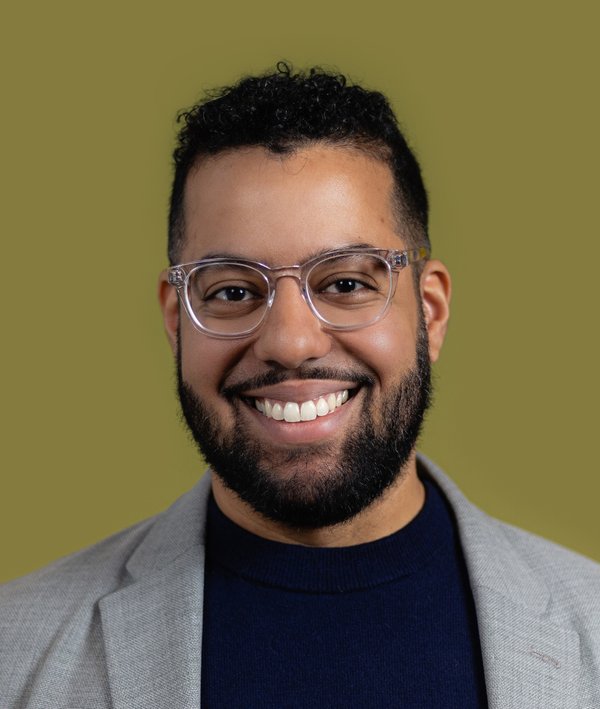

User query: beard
[177,317,432,530]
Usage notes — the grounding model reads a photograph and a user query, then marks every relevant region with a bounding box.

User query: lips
[253,389,350,422]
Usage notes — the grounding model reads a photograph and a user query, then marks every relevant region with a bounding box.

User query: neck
[210,453,425,547]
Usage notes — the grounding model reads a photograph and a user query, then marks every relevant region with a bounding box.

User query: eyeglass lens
[187,253,392,335]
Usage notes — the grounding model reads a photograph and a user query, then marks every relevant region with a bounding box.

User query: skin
[159,144,451,547]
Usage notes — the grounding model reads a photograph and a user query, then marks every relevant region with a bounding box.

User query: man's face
[160,145,450,529]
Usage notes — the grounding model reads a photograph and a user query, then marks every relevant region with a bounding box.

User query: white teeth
[283,402,301,422]
[253,389,351,423]
[316,397,329,416]
[300,400,317,421]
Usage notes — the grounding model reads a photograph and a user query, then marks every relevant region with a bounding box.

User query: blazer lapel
[99,473,211,709]
[420,456,582,709]
[99,545,204,709]
[474,586,580,709]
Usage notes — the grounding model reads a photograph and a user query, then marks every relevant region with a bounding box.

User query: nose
[252,277,332,369]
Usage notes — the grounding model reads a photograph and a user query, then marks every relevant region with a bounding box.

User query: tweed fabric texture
[1,457,599,708]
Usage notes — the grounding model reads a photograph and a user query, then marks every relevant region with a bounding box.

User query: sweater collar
[205,477,457,592]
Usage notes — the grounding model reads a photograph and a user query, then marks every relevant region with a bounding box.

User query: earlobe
[419,259,451,364]
[158,271,179,354]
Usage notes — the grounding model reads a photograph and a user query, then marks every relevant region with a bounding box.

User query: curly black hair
[168,63,429,263]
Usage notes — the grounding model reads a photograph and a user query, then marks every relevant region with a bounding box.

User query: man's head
[168,63,429,266]
[159,66,451,537]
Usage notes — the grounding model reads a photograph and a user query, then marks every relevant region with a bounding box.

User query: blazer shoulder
[0,514,160,708]
[0,475,212,708]
[490,515,600,613]
[0,513,157,621]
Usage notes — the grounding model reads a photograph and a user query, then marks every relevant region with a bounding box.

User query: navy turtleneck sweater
[201,477,489,708]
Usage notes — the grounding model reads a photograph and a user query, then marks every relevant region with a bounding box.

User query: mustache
[221,366,376,399]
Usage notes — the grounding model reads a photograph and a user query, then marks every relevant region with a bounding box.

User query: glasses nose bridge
[267,263,308,295]
[263,263,314,316]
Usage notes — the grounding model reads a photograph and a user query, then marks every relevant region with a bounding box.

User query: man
[1,65,599,708]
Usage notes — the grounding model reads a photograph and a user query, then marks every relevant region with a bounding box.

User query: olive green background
[1,1,598,583]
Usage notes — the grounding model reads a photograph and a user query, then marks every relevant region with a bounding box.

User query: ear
[158,270,179,354]
[419,259,451,364]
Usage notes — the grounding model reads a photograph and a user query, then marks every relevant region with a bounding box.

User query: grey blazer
[2,456,599,708]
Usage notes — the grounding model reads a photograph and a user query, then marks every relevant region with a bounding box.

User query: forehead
[181,145,404,263]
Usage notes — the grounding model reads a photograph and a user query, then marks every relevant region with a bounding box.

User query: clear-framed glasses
[167,246,429,339]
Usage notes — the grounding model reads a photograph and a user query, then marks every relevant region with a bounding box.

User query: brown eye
[210,286,256,301]
[322,279,368,294]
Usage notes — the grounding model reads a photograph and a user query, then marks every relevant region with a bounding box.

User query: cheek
[341,313,419,385]
[179,326,243,400]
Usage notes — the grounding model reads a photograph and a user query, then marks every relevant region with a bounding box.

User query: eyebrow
[195,242,379,263]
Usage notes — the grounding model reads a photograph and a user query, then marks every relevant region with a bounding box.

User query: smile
[251,389,350,423]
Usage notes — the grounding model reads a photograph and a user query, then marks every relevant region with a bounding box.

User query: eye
[210,286,257,302]
[321,278,371,294]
